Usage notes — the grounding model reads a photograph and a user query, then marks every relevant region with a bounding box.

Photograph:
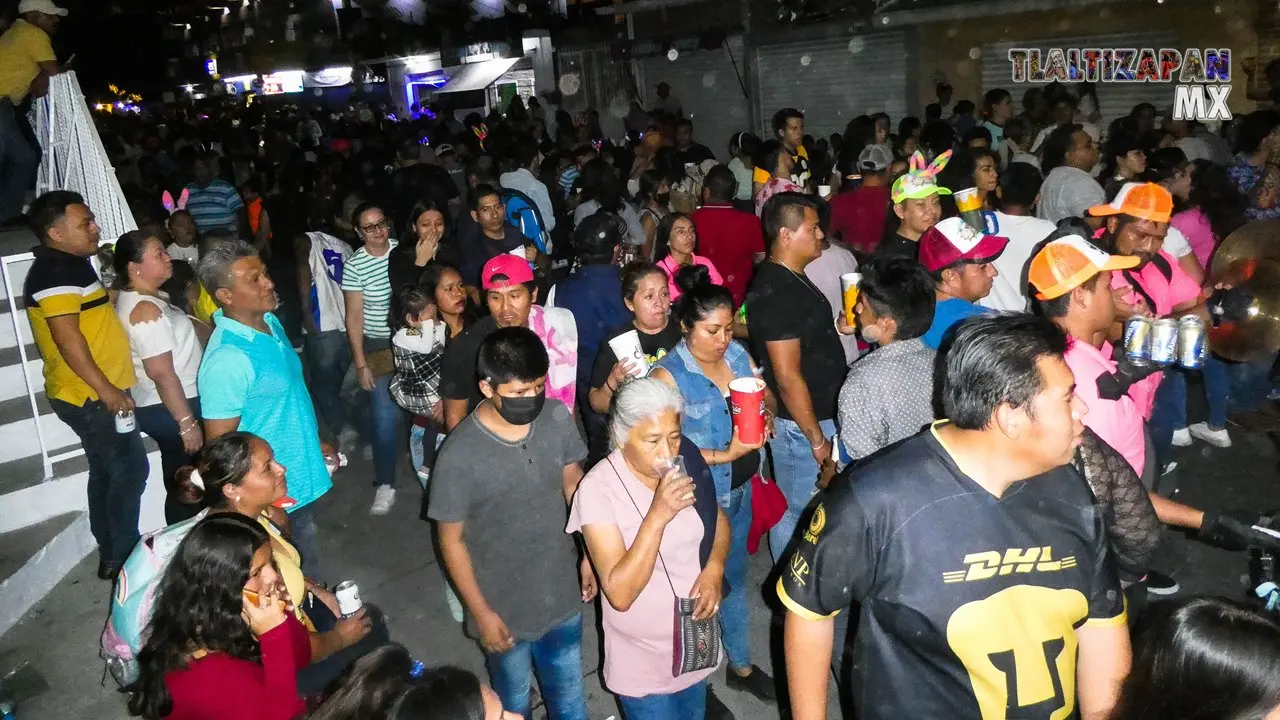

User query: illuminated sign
[260,71,304,95]
[206,56,218,78]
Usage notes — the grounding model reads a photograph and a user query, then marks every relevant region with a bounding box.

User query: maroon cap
[918,217,1008,273]
[481,254,534,289]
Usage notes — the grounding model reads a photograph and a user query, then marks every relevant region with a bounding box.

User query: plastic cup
[954,186,983,213]
[818,184,832,198]
[729,377,767,445]
[608,329,649,377]
[840,272,862,322]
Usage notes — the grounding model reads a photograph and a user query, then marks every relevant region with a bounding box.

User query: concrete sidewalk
[1,420,1278,719]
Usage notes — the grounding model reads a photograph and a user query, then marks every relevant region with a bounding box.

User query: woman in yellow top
[182,431,392,695]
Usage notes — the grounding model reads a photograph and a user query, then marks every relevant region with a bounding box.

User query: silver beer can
[1150,318,1179,366]
[1122,315,1152,365]
[335,580,362,617]
[115,411,136,434]
[1177,315,1207,369]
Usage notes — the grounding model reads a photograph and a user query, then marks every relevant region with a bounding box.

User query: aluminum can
[335,580,363,618]
[1177,315,1207,369]
[1150,318,1179,366]
[1122,315,1152,365]
[115,411,136,434]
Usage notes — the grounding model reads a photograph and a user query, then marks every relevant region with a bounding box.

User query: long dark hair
[1185,159,1247,245]
[112,230,160,291]
[1111,596,1280,720]
[652,212,693,263]
[674,264,733,332]
[310,644,416,720]
[577,158,623,213]
[418,261,478,328]
[125,514,270,719]
[402,199,449,247]
[182,431,259,509]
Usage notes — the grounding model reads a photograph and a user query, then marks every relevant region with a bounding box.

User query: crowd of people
[17,59,1280,719]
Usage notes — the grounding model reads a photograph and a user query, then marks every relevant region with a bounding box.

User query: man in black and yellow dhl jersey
[780,314,1130,720]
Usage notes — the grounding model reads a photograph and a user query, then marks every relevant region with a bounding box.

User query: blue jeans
[410,421,439,475]
[289,503,324,583]
[1227,354,1275,414]
[0,99,38,220]
[768,418,837,560]
[368,372,403,487]
[720,481,752,671]
[303,330,351,437]
[135,399,202,525]
[485,613,588,720]
[619,679,707,720]
[50,398,150,565]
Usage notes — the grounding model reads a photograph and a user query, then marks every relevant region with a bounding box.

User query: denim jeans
[0,99,38,220]
[768,418,837,560]
[618,679,707,720]
[135,398,201,498]
[1226,354,1275,414]
[303,330,352,438]
[485,613,588,720]
[409,420,439,476]
[50,398,150,565]
[720,481,752,671]
[289,503,324,583]
[367,371,403,487]
[1150,370,1183,465]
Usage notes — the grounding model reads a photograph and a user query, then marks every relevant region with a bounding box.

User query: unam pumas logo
[942,547,1076,583]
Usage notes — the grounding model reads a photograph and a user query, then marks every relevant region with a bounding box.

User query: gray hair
[609,377,684,449]
[196,239,258,303]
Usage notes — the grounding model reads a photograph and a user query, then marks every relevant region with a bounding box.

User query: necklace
[769,258,827,304]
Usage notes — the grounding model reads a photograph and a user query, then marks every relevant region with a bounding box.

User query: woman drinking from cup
[651,266,776,704]
[124,513,310,720]
[588,262,681,416]
[568,378,729,720]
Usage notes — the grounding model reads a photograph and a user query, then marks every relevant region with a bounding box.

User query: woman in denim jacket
[652,264,778,705]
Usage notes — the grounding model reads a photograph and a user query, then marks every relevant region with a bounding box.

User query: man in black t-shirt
[780,315,1130,720]
[673,117,716,167]
[456,184,528,296]
[746,191,852,558]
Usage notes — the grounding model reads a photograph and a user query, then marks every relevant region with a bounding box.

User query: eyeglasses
[359,219,390,233]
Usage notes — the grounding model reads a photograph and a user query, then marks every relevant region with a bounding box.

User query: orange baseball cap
[1027,234,1140,300]
[1086,182,1173,223]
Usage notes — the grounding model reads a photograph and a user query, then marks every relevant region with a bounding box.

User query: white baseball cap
[19,0,68,16]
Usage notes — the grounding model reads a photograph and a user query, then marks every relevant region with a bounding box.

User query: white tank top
[306,232,352,333]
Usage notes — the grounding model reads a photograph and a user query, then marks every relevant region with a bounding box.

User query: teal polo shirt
[198,311,331,511]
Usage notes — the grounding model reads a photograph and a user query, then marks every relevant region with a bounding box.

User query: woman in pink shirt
[754,140,803,216]
[1169,160,1248,269]
[568,378,729,720]
[126,514,310,720]
[655,213,723,302]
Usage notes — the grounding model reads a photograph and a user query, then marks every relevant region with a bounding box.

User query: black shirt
[383,163,460,231]
[778,427,1126,720]
[745,261,847,422]
[589,320,682,389]
[457,223,526,289]
[874,233,919,262]
[439,315,499,412]
[675,143,716,167]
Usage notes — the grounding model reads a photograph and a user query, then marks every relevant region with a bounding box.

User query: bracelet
[810,437,828,450]
[180,426,198,436]
[176,415,193,425]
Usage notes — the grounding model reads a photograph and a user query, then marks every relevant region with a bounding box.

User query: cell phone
[243,589,288,610]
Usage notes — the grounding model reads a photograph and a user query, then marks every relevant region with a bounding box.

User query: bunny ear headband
[891,149,954,205]
[161,189,189,215]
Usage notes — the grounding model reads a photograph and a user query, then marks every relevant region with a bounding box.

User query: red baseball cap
[481,254,534,290]
[918,217,1008,273]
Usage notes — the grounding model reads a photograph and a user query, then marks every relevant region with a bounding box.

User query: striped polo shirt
[339,240,397,339]
[183,179,244,234]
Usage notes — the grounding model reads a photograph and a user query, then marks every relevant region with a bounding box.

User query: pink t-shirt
[1108,247,1202,415]
[566,450,719,697]
[1170,208,1216,269]
[1063,338,1148,476]
[659,254,724,302]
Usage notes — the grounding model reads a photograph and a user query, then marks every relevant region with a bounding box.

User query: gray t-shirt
[428,399,589,640]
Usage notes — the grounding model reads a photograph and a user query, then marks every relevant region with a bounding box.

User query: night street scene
[3,0,1280,718]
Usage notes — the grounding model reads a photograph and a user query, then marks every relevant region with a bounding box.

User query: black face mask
[495,390,545,425]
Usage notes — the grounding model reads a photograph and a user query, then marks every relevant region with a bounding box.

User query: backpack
[100,509,209,687]
[500,187,553,256]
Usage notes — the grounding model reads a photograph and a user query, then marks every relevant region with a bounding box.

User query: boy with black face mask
[428,326,596,720]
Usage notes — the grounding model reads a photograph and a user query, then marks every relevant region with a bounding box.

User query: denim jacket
[657,339,756,503]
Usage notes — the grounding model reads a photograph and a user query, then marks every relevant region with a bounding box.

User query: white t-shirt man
[978,211,1058,313]
[1037,165,1106,224]
[305,231,352,333]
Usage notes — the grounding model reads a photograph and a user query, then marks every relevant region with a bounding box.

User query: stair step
[0,513,77,587]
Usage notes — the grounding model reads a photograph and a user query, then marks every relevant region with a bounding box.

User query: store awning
[436,57,521,94]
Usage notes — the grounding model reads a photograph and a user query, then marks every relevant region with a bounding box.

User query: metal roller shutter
[754,32,908,140]
[981,31,1179,130]
[638,37,749,162]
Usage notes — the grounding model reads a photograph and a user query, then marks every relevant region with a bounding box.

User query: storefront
[636,36,748,161]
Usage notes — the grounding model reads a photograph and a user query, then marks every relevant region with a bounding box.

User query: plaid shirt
[390,327,444,414]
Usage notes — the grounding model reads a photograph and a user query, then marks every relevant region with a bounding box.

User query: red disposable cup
[729,377,767,445]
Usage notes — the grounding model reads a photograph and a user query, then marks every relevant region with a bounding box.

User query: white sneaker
[337,427,360,454]
[370,485,396,515]
[1170,428,1192,447]
[1188,422,1233,448]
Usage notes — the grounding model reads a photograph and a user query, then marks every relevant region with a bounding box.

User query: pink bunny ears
[906,149,952,180]
[161,189,189,215]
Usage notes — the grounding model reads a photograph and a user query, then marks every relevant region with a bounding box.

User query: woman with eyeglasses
[342,203,404,516]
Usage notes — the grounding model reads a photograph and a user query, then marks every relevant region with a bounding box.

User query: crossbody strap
[605,456,681,600]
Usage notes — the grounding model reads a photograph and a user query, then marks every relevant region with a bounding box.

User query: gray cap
[858,144,894,171]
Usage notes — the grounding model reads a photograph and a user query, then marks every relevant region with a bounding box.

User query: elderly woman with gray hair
[196,239,338,577]
[567,377,730,720]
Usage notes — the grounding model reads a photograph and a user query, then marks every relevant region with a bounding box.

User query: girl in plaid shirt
[390,286,447,486]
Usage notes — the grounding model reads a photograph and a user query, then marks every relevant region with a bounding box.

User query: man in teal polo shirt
[196,239,335,575]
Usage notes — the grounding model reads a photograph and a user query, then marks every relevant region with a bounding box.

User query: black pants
[297,599,393,696]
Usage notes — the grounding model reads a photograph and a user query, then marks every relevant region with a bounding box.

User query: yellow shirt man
[0,18,55,104]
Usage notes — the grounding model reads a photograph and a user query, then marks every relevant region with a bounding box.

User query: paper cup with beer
[840,272,862,324]
[728,377,767,445]
[954,186,983,213]
[608,329,649,378]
